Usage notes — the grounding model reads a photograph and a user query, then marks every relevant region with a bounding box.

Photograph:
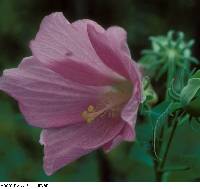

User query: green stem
[154,119,165,181]
[157,112,179,181]
[166,58,175,98]
[97,150,112,181]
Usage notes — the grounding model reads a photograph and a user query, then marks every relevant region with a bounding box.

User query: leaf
[147,101,181,159]
[162,156,200,181]
[129,141,153,167]
[149,101,181,127]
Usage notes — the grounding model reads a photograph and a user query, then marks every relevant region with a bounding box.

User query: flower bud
[180,70,200,117]
[139,31,198,81]
[142,77,158,106]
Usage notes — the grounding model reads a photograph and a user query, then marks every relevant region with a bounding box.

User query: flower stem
[166,58,175,98]
[97,150,112,181]
[157,112,179,181]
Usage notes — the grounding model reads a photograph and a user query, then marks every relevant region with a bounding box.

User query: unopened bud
[180,70,200,117]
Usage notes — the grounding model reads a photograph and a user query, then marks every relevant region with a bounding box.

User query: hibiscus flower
[0,12,142,175]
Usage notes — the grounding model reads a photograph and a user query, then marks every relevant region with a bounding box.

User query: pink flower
[0,12,142,175]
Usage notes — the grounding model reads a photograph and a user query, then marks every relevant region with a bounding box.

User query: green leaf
[129,141,153,167]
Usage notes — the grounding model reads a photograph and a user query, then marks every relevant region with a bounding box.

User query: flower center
[81,81,132,124]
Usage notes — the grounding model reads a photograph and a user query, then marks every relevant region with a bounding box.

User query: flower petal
[73,20,130,56]
[40,117,124,175]
[48,58,117,86]
[72,19,105,33]
[30,13,123,84]
[30,12,99,64]
[0,57,104,128]
[87,23,142,140]
[121,58,142,129]
[102,124,135,152]
[87,24,131,79]
[107,26,131,56]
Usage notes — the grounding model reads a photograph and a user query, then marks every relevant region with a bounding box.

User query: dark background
[0,0,200,181]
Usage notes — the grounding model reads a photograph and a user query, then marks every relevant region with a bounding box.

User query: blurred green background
[0,0,200,182]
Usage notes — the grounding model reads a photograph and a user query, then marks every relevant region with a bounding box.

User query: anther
[87,105,95,113]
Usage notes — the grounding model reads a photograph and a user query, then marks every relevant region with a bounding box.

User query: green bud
[139,31,198,81]
[180,70,200,117]
[143,77,158,106]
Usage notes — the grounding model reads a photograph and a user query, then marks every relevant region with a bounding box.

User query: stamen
[81,81,132,124]
[87,105,95,113]
[81,105,107,124]
[81,93,130,124]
